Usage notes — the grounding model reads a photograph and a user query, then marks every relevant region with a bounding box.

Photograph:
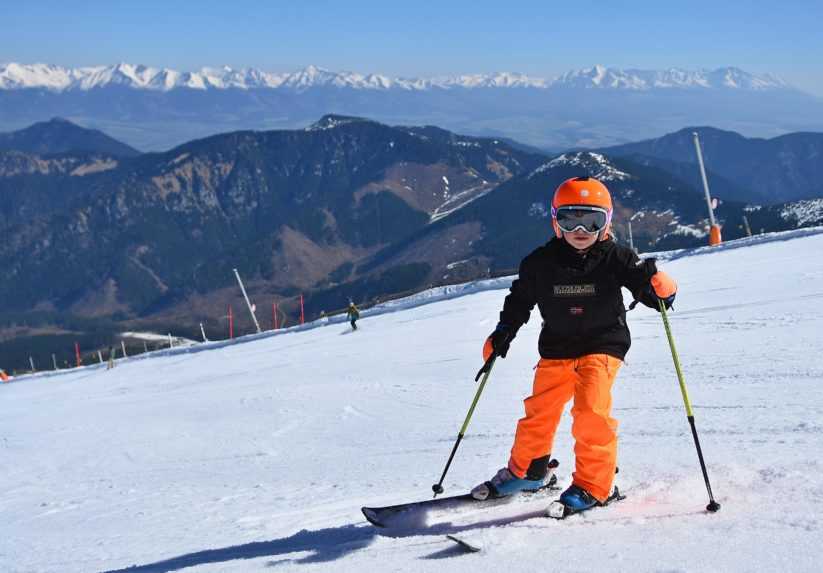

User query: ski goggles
[552,206,610,234]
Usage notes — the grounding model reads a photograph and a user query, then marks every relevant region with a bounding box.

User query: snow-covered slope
[3,228,823,572]
[0,62,790,92]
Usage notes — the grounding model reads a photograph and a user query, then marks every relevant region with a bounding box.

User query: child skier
[471,176,677,515]
[347,302,360,331]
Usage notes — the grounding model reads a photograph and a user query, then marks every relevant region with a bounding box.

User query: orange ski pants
[507,354,622,502]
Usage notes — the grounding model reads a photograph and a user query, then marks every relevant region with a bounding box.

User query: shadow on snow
[100,524,378,572]
[100,504,707,571]
[99,506,556,571]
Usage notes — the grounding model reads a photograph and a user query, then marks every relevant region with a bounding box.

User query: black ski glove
[485,323,514,359]
[630,272,677,312]
[633,283,676,312]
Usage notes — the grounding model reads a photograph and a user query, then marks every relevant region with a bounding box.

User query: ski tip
[361,507,386,527]
[446,534,482,553]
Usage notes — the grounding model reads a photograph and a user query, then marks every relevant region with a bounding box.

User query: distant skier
[471,176,677,516]
[347,302,360,331]
[0,368,9,382]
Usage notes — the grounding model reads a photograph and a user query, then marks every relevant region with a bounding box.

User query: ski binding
[547,486,625,519]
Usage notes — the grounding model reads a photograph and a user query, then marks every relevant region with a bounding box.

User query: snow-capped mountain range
[0,62,790,92]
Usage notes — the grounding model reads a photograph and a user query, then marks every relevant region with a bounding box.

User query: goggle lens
[554,207,608,234]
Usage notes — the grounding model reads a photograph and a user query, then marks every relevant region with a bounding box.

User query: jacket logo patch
[553,284,596,297]
[569,306,584,315]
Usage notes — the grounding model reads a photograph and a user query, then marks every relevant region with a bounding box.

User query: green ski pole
[659,300,721,513]
[431,354,497,498]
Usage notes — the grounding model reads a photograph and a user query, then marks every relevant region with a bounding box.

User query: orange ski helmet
[551,176,613,240]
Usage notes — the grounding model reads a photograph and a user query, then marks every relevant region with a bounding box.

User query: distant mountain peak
[0,62,794,93]
[306,114,376,131]
[0,118,140,157]
[530,151,632,181]
[554,65,786,91]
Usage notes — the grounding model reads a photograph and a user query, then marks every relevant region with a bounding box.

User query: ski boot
[471,459,558,500]
[547,483,625,519]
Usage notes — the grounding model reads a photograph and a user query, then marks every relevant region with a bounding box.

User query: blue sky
[2,1,822,95]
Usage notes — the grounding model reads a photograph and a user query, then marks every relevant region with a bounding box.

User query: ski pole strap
[659,300,694,418]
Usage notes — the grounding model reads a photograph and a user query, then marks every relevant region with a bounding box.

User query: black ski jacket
[499,238,659,360]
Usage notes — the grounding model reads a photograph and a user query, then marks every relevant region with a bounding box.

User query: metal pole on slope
[628,211,642,254]
[658,300,721,513]
[742,214,753,237]
[233,268,262,334]
[431,354,497,498]
[692,132,722,246]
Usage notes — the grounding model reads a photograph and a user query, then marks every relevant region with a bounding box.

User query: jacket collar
[551,237,613,269]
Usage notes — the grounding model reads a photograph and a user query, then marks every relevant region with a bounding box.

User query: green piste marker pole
[432,354,497,498]
[659,300,721,513]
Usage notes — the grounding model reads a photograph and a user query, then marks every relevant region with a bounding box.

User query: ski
[362,473,558,528]
[443,488,626,552]
[445,487,627,552]
[546,486,626,519]
[446,534,482,553]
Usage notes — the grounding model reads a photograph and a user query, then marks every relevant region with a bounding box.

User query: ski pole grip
[475,354,496,382]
